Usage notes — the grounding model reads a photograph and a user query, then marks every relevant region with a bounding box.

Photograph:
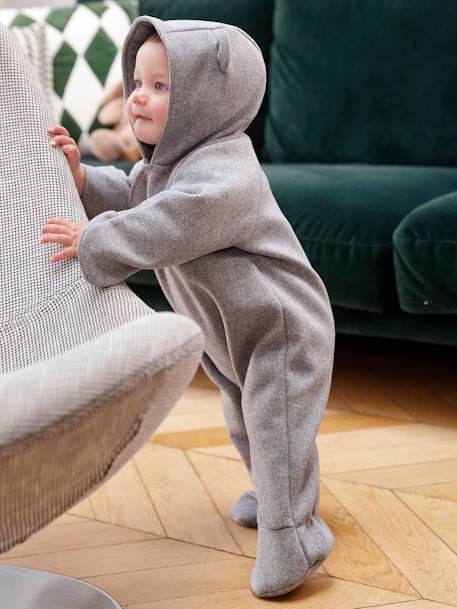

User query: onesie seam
[264,281,295,530]
[166,26,226,34]
[209,28,218,50]
[280,293,295,529]
[241,164,262,245]
[164,133,246,188]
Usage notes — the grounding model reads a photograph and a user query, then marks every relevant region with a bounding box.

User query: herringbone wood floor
[1,333,457,608]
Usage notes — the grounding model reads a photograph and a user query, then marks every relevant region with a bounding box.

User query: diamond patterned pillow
[0,0,138,155]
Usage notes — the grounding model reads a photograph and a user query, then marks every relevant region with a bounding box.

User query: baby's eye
[134,79,142,88]
[155,82,168,91]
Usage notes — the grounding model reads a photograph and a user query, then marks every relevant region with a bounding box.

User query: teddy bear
[89,80,142,162]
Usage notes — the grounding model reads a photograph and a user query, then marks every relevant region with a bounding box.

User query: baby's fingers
[48,124,69,137]
[40,233,73,247]
[51,134,75,147]
[49,246,77,263]
[45,218,72,226]
[62,144,80,159]
[41,225,68,235]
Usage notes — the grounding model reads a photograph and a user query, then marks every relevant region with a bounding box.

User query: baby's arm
[48,124,144,220]
[76,144,260,288]
[80,160,144,220]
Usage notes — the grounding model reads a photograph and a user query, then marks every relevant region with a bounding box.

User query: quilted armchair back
[0,23,152,373]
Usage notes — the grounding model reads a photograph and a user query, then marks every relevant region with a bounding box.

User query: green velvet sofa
[82,0,457,347]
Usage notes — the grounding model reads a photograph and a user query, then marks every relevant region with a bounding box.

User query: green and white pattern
[0,0,138,154]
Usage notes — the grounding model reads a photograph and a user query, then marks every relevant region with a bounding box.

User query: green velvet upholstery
[393,191,457,314]
[263,164,457,315]
[264,0,457,166]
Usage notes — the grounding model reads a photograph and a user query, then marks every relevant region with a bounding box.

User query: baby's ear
[213,29,231,74]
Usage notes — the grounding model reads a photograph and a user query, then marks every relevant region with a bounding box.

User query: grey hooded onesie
[77,15,336,598]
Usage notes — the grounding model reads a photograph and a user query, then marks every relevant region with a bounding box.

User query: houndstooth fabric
[0,23,204,553]
[0,20,155,373]
[0,313,204,554]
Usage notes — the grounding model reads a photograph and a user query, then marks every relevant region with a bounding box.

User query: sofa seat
[262,163,457,314]
[82,156,457,317]
[393,190,457,314]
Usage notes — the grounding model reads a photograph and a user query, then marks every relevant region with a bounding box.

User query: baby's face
[126,36,169,146]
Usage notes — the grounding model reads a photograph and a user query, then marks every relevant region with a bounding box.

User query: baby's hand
[40,218,88,262]
[47,124,86,196]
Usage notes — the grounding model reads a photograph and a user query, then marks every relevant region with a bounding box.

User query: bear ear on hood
[213,28,231,74]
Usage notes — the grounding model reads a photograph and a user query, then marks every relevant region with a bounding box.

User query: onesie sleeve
[80,160,145,220]
[76,145,260,288]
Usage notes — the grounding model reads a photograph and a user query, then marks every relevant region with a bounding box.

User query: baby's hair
[147,31,162,43]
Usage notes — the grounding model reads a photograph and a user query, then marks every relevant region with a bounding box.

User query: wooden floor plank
[397,480,457,502]
[318,425,457,474]
[319,438,457,475]
[327,386,352,412]
[125,574,419,609]
[0,520,157,559]
[395,492,457,553]
[333,335,457,428]
[324,459,457,489]
[151,427,231,450]
[318,413,414,434]
[133,443,242,554]
[323,478,457,604]
[89,459,165,536]
[84,556,253,606]
[319,481,419,596]
[0,538,232,578]
[186,451,258,558]
[318,423,457,450]
[162,395,223,418]
[68,496,95,518]
[190,444,241,461]
[154,409,227,434]
[367,362,457,429]
[330,362,415,422]
[49,514,90,526]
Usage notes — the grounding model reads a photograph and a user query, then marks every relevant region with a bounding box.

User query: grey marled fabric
[77,16,336,597]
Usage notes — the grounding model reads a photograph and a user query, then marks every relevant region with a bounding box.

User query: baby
[41,16,336,598]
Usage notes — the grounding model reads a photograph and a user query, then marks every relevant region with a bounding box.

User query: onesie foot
[250,516,335,598]
[228,490,258,528]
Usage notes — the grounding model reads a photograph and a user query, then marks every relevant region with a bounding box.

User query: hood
[121,16,267,167]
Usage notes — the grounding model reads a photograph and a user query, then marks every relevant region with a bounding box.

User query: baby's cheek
[125,96,134,117]
[158,98,169,121]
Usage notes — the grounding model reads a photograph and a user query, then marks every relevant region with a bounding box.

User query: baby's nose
[133,92,147,105]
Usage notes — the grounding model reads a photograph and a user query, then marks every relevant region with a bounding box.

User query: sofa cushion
[264,0,457,165]
[262,163,457,313]
[134,0,274,160]
[393,191,457,314]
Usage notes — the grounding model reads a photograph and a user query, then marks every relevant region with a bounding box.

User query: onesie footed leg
[200,353,258,526]
[201,287,336,597]
[237,285,336,598]
[250,515,335,598]
[228,489,258,528]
